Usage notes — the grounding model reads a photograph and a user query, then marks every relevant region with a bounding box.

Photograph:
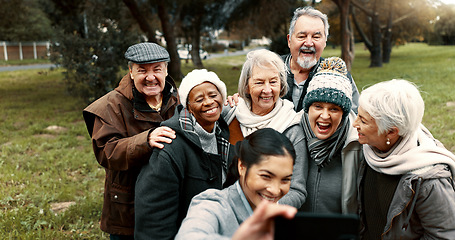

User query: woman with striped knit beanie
[298,57,364,215]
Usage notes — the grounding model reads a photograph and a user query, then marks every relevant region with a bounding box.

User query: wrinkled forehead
[294,15,325,36]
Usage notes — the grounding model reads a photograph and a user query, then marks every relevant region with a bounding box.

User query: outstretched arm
[232,200,297,240]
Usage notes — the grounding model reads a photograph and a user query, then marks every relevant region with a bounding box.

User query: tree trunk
[370,11,382,67]
[382,0,393,63]
[122,0,157,43]
[351,5,372,51]
[351,0,382,67]
[189,15,204,69]
[348,6,355,66]
[333,0,354,71]
[156,0,183,82]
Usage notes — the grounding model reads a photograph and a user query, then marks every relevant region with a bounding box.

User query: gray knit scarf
[302,112,349,167]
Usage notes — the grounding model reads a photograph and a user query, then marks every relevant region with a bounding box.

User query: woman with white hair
[353,79,455,239]
[224,48,306,208]
[134,69,235,240]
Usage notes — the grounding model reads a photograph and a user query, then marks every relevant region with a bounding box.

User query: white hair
[288,6,329,41]
[359,79,424,137]
[238,49,288,105]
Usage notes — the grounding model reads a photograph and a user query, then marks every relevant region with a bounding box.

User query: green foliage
[0,0,53,41]
[51,28,136,103]
[47,0,141,103]
[269,34,290,56]
[432,5,455,45]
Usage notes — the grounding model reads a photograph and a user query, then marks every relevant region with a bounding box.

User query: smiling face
[239,153,293,210]
[353,106,389,151]
[187,82,223,132]
[287,15,326,70]
[247,64,281,116]
[308,102,344,140]
[130,62,168,105]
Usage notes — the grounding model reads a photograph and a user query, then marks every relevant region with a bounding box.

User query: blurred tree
[224,0,295,39]
[224,0,297,55]
[121,0,218,74]
[433,4,455,45]
[122,0,183,81]
[43,0,141,102]
[351,0,435,67]
[331,0,355,70]
[177,0,207,69]
[122,0,158,43]
[156,0,183,79]
[0,0,53,41]
[175,0,249,68]
[351,0,382,67]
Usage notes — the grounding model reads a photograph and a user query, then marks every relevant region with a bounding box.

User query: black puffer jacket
[134,105,234,240]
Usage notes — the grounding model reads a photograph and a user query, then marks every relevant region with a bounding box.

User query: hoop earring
[386,138,391,145]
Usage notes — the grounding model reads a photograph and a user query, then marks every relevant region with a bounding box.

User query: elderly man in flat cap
[83,42,179,240]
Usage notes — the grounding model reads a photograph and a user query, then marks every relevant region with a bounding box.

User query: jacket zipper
[380,188,415,239]
[312,166,322,212]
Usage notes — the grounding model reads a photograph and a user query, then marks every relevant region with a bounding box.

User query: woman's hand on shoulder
[225,93,240,107]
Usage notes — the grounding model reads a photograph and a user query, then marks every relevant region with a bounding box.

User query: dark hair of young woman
[223,128,296,188]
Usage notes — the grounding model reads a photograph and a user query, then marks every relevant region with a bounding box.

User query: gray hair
[238,49,288,105]
[359,79,424,137]
[289,6,329,41]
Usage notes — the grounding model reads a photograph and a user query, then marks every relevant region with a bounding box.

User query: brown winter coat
[83,73,179,235]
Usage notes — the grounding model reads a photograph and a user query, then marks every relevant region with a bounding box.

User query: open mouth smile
[299,46,316,55]
[317,122,331,131]
[145,81,159,87]
[260,96,273,101]
[259,193,278,202]
[203,106,219,115]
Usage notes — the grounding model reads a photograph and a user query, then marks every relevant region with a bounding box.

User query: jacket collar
[163,105,231,157]
[165,105,229,138]
[115,73,178,113]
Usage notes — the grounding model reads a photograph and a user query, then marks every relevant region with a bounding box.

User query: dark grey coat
[134,105,234,240]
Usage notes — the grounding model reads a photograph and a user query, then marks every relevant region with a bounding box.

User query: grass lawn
[0,42,454,238]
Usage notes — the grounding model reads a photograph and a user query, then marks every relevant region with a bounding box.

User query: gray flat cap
[125,42,170,64]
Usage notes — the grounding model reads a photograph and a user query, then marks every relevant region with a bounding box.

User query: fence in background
[1,41,50,61]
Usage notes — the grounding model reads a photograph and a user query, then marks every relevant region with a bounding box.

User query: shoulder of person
[283,122,305,143]
[84,90,129,118]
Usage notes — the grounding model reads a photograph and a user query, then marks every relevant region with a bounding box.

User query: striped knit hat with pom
[303,57,352,115]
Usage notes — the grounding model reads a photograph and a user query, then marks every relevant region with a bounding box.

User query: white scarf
[234,98,302,136]
[364,124,455,177]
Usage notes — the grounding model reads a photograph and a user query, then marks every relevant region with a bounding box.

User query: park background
[1,0,455,239]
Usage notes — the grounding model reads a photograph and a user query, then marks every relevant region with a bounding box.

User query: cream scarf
[364,124,455,177]
[234,98,302,136]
